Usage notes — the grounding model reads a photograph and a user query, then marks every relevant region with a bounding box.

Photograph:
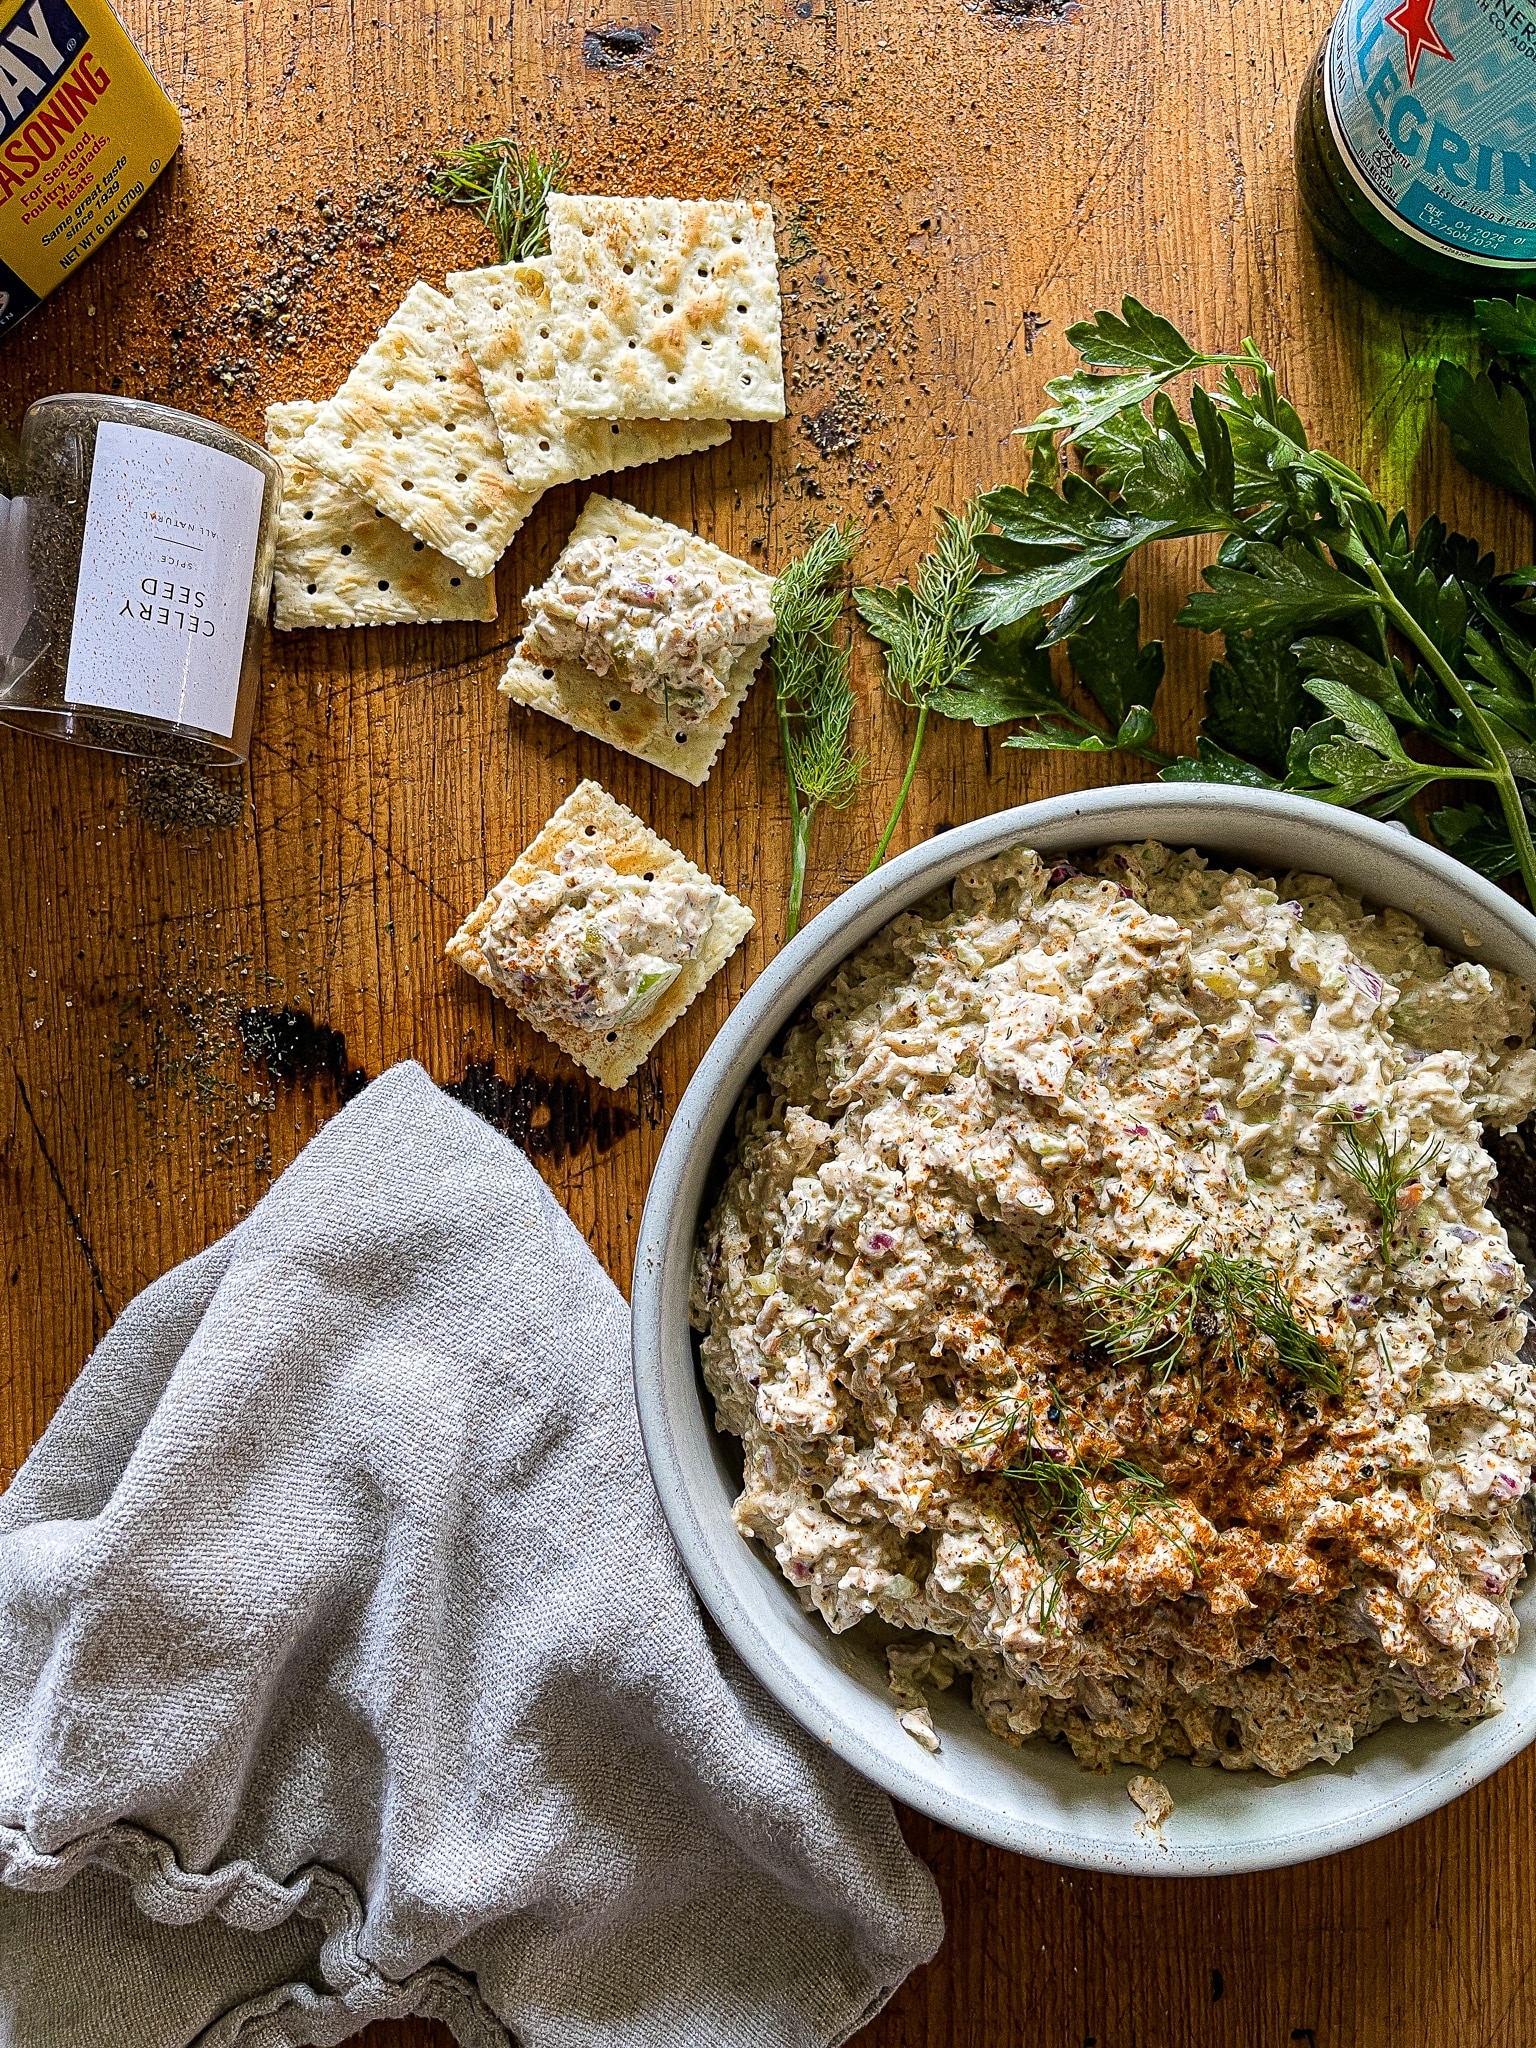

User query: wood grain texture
[2,0,1533,2041]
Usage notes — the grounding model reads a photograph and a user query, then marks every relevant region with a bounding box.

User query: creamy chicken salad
[521,534,776,727]
[478,842,723,1035]
[692,842,1536,1776]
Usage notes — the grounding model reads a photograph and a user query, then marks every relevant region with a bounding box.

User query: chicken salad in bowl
[633,787,1536,1871]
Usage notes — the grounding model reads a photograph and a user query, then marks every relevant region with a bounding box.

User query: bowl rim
[632,785,1536,1873]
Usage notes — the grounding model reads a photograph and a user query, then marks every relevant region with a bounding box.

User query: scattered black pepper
[237,1006,368,1101]
[170,180,407,399]
[803,393,867,457]
[112,940,282,1167]
[445,1056,634,1161]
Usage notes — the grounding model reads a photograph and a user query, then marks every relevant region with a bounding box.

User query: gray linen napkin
[0,1062,942,2048]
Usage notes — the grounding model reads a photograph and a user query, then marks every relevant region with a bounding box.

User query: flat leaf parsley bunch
[870,300,1536,902]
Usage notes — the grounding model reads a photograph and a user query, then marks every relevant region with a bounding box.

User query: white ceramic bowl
[632,786,1536,1873]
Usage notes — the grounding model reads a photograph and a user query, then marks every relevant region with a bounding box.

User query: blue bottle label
[1326,0,1536,265]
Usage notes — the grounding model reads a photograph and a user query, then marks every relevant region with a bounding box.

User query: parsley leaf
[1067,299,1210,374]
[1463,621,1536,746]
[1002,705,1161,759]
[921,593,1174,768]
[1077,406,1157,494]
[1160,738,1279,788]
[1433,799,1524,879]
[1305,738,1442,809]
[1473,295,1536,359]
[1291,633,1431,730]
[1065,587,1165,732]
[949,301,1536,903]
[1029,300,1253,449]
[1116,703,1161,751]
[925,616,1065,728]
[1027,299,1260,447]
[1303,677,1416,758]
[1003,722,1119,754]
[969,471,1231,633]
[1179,541,1380,638]
[1205,633,1310,778]
[1433,361,1536,506]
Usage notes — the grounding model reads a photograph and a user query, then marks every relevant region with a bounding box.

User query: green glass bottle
[1295,1,1536,303]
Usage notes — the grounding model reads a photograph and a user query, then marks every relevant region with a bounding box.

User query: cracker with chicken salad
[546,196,785,423]
[447,259,732,493]
[265,402,497,629]
[447,778,753,1089]
[294,283,538,578]
[498,494,776,786]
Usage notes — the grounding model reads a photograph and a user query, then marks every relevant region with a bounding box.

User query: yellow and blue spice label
[0,0,180,335]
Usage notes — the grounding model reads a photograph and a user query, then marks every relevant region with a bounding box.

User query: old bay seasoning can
[0,0,180,337]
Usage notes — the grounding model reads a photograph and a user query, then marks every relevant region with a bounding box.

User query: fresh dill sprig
[771,521,865,938]
[855,500,989,870]
[1216,1257,1343,1393]
[426,139,570,263]
[967,1392,1194,1630]
[1013,1455,1191,1631]
[1326,1109,1442,1272]
[1078,1243,1343,1397]
[1004,1451,1178,1554]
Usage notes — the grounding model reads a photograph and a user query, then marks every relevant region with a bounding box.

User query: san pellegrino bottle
[1296,0,1536,301]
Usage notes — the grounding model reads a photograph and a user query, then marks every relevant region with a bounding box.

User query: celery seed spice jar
[0,394,283,764]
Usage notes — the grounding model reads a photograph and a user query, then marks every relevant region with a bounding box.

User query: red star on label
[1385,0,1455,86]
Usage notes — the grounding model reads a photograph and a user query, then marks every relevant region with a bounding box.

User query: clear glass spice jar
[0,393,282,765]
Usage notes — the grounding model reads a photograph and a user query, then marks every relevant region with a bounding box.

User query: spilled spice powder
[237,1006,368,1101]
[128,760,246,834]
[446,1056,635,1163]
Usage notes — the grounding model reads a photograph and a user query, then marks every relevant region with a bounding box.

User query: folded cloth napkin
[0,1063,942,2048]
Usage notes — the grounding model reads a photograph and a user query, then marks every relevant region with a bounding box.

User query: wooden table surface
[4,0,1534,2041]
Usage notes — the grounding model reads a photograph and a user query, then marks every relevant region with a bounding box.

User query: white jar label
[64,422,265,739]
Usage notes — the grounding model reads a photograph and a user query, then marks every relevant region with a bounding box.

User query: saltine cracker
[547,196,785,423]
[446,779,754,1089]
[294,283,538,578]
[447,259,733,493]
[265,402,497,630]
[498,494,775,787]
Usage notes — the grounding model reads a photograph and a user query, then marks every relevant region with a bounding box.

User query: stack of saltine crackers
[270,193,787,1092]
[266,195,785,657]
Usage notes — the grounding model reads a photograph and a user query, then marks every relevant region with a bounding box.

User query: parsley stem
[869,704,929,872]
[1362,557,1536,902]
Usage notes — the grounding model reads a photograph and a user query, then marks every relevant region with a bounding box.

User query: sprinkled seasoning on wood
[127,760,246,833]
